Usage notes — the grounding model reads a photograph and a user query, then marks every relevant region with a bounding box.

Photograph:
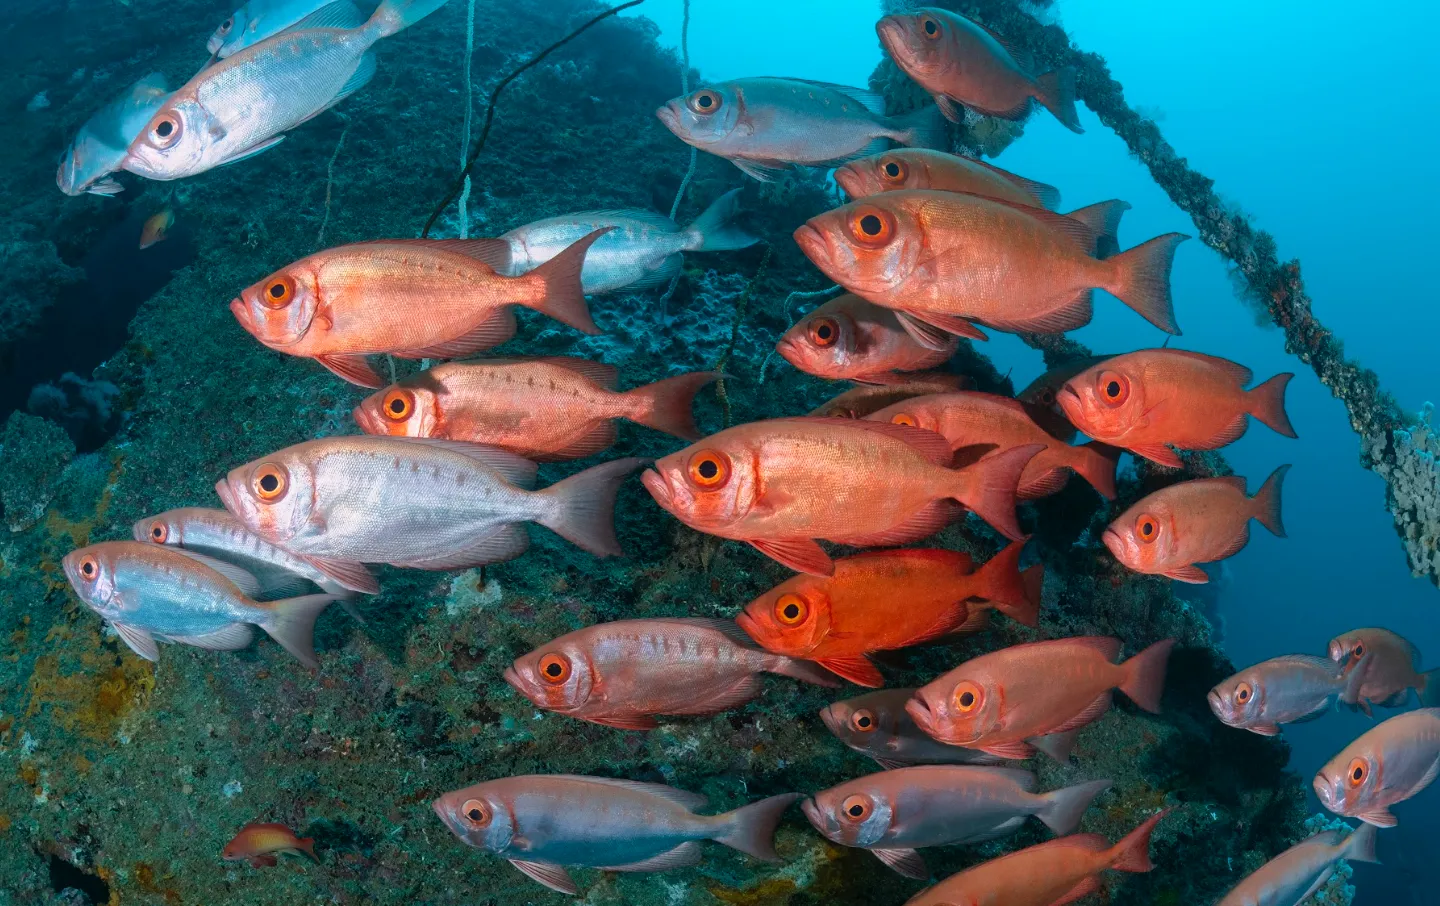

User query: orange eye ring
[921,16,942,39]
[1347,758,1368,788]
[806,317,841,349]
[687,450,732,490]
[79,556,99,580]
[848,207,896,248]
[849,708,876,733]
[383,389,414,422]
[840,794,873,822]
[1097,370,1129,406]
[461,798,491,826]
[251,463,289,502]
[1135,513,1159,544]
[774,593,809,626]
[687,89,723,115]
[538,653,572,685]
[1352,643,1366,661]
[1235,682,1253,704]
[148,522,168,544]
[952,681,982,713]
[262,275,296,309]
[149,114,182,149]
[891,413,917,427]
[879,157,909,183]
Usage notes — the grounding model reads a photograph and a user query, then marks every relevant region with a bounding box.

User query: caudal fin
[1064,200,1130,259]
[535,457,646,556]
[1251,464,1290,537]
[622,371,720,441]
[892,105,950,151]
[1344,821,1381,865]
[1107,809,1170,873]
[1103,233,1189,335]
[767,655,844,688]
[1037,779,1112,836]
[1246,373,1297,438]
[1118,638,1175,713]
[367,0,449,39]
[969,539,1041,627]
[713,793,801,862]
[258,594,339,668]
[1035,67,1083,133]
[948,444,1044,542]
[522,228,610,335]
[685,189,760,253]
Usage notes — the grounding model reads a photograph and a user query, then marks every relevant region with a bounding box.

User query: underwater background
[1,0,1435,904]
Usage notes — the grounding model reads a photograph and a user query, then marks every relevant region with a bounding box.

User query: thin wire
[457,0,476,238]
[666,0,694,222]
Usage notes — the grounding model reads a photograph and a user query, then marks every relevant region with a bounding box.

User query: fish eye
[1039,389,1056,405]
[219,16,234,33]
[149,114,182,149]
[890,413,917,427]
[840,794,873,821]
[687,89,723,115]
[686,450,732,490]
[922,17,941,38]
[383,389,414,422]
[149,522,168,543]
[849,708,876,732]
[806,317,840,348]
[251,463,289,502]
[1347,758,1368,787]
[1134,513,1159,544]
[1352,643,1365,660]
[847,207,896,247]
[460,798,491,826]
[1097,370,1129,406]
[538,653,572,685]
[262,275,296,309]
[1235,682,1253,703]
[880,157,908,183]
[952,681,982,713]
[79,556,98,579]
[774,593,809,626]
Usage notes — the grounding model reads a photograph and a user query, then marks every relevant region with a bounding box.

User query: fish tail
[298,837,320,863]
[521,228,609,334]
[946,443,1043,542]
[1102,232,1189,334]
[1418,669,1440,707]
[534,457,647,557]
[1063,200,1130,259]
[1118,638,1176,713]
[712,793,801,862]
[1036,779,1112,836]
[1071,441,1120,500]
[1251,463,1291,537]
[257,594,340,668]
[764,654,843,688]
[1345,822,1381,864]
[1246,373,1298,438]
[1106,809,1170,873]
[890,105,950,151]
[366,0,449,39]
[622,371,720,441]
[1034,67,1083,133]
[684,188,760,253]
[968,538,1041,627]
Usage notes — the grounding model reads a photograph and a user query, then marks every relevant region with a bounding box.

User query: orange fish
[877,9,1083,132]
[354,358,718,461]
[808,376,970,419]
[230,230,607,388]
[139,208,174,249]
[641,417,1042,576]
[1016,355,1112,443]
[902,810,1171,906]
[777,293,956,384]
[836,149,1061,209]
[221,822,317,868]
[794,190,1187,348]
[1104,467,1289,584]
[1057,350,1296,468]
[908,636,1175,760]
[737,541,1041,687]
[867,391,1119,500]
[1328,627,1440,713]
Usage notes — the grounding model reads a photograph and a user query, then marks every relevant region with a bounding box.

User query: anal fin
[601,840,703,872]
[167,622,255,651]
[398,308,517,359]
[1127,443,1184,468]
[214,136,285,169]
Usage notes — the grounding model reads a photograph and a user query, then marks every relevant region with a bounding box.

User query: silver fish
[1314,707,1440,827]
[432,774,798,895]
[124,0,444,180]
[656,77,947,182]
[499,189,758,294]
[61,540,336,667]
[1217,823,1377,906]
[820,688,1001,769]
[208,0,350,59]
[1209,655,1361,737]
[57,72,169,196]
[801,766,1111,879]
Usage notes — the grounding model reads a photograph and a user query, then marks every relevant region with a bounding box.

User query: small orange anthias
[776,292,957,384]
[737,541,1042,686]
[221,822,317,868]
[908,636,1176,760]
[1057,349,1296,468]
[1104,466,1290,583]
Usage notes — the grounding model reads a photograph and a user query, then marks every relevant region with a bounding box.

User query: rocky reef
[0,1,1321,904]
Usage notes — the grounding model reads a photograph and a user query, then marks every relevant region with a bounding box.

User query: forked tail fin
[535,457,647,556]
[713,793,801,861]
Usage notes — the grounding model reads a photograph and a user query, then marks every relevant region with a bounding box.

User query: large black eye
[221,16,233,32]
[1354,644,1365,658]
[687,89,723,115]
[884,162,901,178]
[859,214,882,236]
[698,460,718,479]
[959,691,975,708]
[156,120,173,138]
[922,17,940,37]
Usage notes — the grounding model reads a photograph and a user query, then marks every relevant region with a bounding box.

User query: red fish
[221,822,316,868]
[807,376,970,419]
[1329,627,1440,713]
[835,149,1061,209]
[777,293,956,384]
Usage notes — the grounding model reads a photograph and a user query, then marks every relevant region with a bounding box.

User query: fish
[61,540,337,667]
[504,617,838,730]
[123,0,444,181]
[230,230,605,388]
[806,377,970,419]
[221,822,318,868]
[835,149,1061,209]
[820,689,1004,769]
[1216,823,1378,906]
[793,190,1187,348]
[656,77,947,182]
[640,417,1042,576]
[1103,466,1290,584]
[139,208,174,249]
[208,0,349,59]
[498,189,758,294]
[907,636,1175,760]
[1056,349,1297,468]
[776,293,957,384]
[867,391,1119,500]
[801,766,1111,879]
[352,358,718,461]
[56,72,169,197]
[736,541,1042,687]
[432,775,798,894]
[1015,356,1110,443]
[1328,627,1440,714]
[1314,708,1440,827]
[217,436,644,585]
[901,810,1170,906]
[876,8,1082,132]
[1208,655,1361,737]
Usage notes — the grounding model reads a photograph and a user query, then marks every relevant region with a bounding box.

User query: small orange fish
[908,636,1175,760]
[1015,355,1111,443]
[354,358,718,461]
[737,541,1041,687]
[641,417,1042,576]
[139,208,174,249]
[807,376,970,419]
[902,810,1171,906]
[836,149,1060,209]
[1104,467,1289,584]
[1057,349,1296,468]
[777,293,956,384]
[1329,627,1440,713]
[221,822,317,868]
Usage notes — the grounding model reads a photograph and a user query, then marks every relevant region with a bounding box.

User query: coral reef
[0,412,76,533]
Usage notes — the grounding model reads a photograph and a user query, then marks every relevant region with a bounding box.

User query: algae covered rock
[0,411,75,532]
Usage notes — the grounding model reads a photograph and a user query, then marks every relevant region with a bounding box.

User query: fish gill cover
[0,0,1428,904]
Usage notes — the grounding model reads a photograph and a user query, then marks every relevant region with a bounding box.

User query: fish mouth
[1205,689,1230,722]
[655,104,682,136]
[228,297,254,332]
[818,704,843,737]
[1312,773,1337,809]
[734,610,762,641]
[352,404,382,435]
[904,695,935,733]
[833,166,865,200]
[875,16,907,55]
[215,477,242,517]
[502,666,531,698]
[1100,528,1125,559]
[639,469,675,510]
[799,799,835,838]
[792,224,832,269]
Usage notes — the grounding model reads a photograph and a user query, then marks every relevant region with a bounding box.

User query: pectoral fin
[509,860,578,894]
[214,135,285,169]
[872,847,927,879]
[112,622,160,662]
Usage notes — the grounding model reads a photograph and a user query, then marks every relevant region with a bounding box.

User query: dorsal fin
[974,20,1035,74]
[965,156,1061,209]
[768,77,887,116]
[169,549,262,598]
[546,774,708,810]
[285,0,366,32]
[1161,349,1254,386]
[387,238,514,273]
[973,194,1106,255]
[787,417,953,466]
[398,438,537,488]
[1064,636,1123,662]
[532,356,619,389]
